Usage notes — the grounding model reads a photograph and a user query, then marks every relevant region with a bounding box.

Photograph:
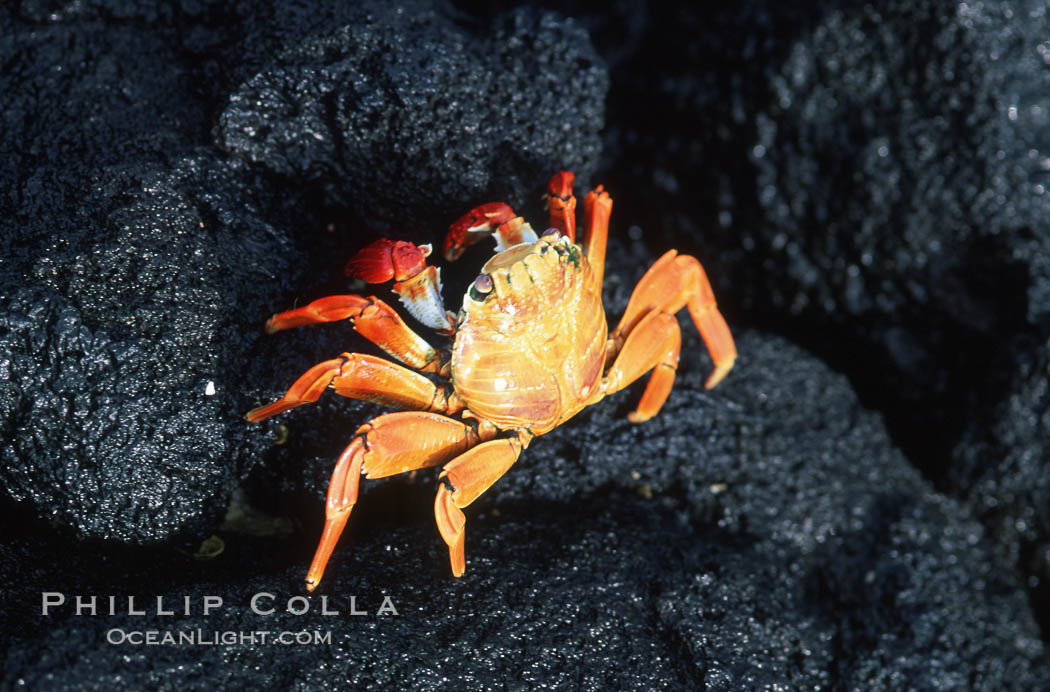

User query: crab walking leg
[307,411,499,591]
[264,295,447,374]
[601,311,683,422]
[680,256,736,389]
[582,185,612,290]
[433,434,528,577]
[244,353,464,422]
[546,171,577,242]
[609,250,736,390]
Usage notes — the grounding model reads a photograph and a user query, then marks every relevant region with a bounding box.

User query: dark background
[2,1,1049,688]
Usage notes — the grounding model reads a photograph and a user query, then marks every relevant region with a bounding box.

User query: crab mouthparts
[482,242,539,273]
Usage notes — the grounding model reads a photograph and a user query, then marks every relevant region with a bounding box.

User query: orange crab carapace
[246,171,736,591]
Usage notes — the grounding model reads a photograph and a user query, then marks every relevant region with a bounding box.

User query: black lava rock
[0,6,298,542]
[952,335,1050,618]
[3,0,1050,687]
[4,331,1046,688]
[215,1,608,230]
[603,0,1050,640]
[1,0,605,545]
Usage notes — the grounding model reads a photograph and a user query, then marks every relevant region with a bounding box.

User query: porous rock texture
[4,329,1045,688]
[0,0,605,543]
[3,0,1049,687]
[603,0,1050,645]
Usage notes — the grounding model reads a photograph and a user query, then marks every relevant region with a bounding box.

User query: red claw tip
[443,202,515,262]
[442,234,464,262]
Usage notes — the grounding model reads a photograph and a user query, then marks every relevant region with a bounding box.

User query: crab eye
[541,227,561,239]
[472,273,493,296]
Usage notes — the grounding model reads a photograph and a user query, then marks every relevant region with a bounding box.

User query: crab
[246,171,736,591]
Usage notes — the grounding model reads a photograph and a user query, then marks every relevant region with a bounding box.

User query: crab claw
[345,238,431,283]
[344,238,455,334]
[443,202,517,262]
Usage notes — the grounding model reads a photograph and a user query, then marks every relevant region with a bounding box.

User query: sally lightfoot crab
[246,171,736,591]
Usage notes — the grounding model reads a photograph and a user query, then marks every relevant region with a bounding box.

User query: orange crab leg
[610,250,736,390]
[264,295,447,374]
[306,411,499,591]
[244,353,464,422]
[582,184,612,290]
[600,311,683,422]
[434,433,528,577]
[546,171,577,242]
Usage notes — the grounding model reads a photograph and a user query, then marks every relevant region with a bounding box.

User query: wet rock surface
[215,2,607,228]
[0,0,604,544]
[5,331,1045,688]
[602,0,1050,644]
[3,0,1049,687]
